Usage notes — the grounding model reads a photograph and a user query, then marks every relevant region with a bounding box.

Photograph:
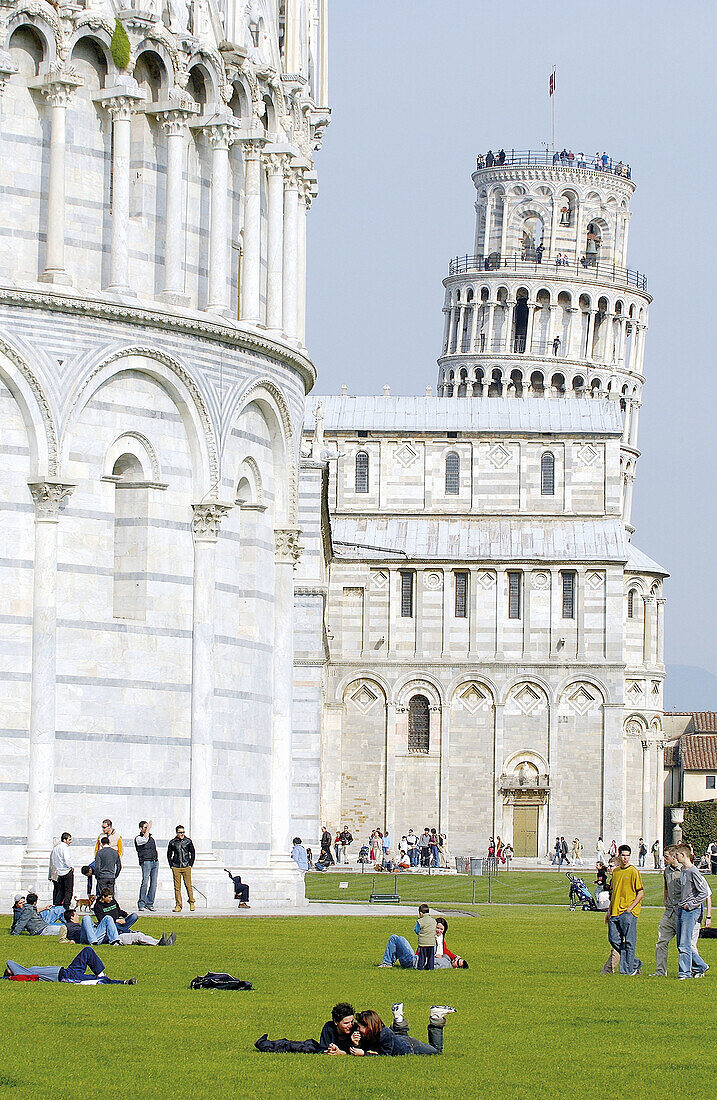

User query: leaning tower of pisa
[437,150,649,530]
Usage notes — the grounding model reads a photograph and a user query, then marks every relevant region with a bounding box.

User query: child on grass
[415,904,437,970]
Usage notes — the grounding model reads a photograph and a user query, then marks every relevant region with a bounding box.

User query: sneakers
[173,906,181,913]
[430,1006,456,1022]
[391,1002,404,1022]
[57,924,68,943]
[647,972,666,977]
[145,906,156,912]
[694,967,709,978]
[189,903,196,912]
[159,932,177,947]
[378,963,392,968]
[124,977,138,985]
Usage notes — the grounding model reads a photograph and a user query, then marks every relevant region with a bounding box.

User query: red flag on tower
[549,69,556,96]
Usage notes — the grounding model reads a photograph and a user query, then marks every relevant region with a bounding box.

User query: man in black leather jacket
[167,825,196,912]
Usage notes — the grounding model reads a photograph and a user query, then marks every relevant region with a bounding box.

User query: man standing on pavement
[167,825,195,912]
[95,818,123,858]
[605,844,644,975]
[94,835,121,896]
[49,832,74,909]
[135,820,159,911]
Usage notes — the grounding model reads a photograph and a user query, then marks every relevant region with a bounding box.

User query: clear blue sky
[306,0,717,709]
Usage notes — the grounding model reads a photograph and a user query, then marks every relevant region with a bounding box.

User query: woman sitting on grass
[349,1003,455,1055]
[379,916,469,969]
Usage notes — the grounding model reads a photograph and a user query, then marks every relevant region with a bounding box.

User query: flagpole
[551,67,556,152]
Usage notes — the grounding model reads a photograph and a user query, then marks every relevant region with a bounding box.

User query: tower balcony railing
[448,253,648,292]
[474,149,632,178]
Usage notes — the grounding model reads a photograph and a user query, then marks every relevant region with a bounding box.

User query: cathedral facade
[0,0,328,902]
[294,152,667,861]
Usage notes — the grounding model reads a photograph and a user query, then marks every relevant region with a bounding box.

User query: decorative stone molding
[30,67,83,106]
[27,478,74,519]
[69,344,220,497]
[0,283,316,394]
[157,106,198,136]
[274,528,303,566]
[232,377,298,523]
[203,119,240,149]
[0,334,59,475]
[191,501,231,541]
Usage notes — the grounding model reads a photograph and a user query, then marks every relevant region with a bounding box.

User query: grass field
[2,902,716,1099]
[305,868,671,907]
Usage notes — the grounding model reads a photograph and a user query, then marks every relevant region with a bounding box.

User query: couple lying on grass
[256,1001,455,1056]
[380,912,469,969]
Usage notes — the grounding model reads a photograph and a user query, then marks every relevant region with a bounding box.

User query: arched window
[355,451,369,493]
[112,454,148,621]
[408,695,430,754]
[445,452,460,494]
[627,589,637,619]
[541,452,555,495]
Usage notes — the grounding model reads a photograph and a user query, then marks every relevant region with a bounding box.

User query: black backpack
[190,972,253,991]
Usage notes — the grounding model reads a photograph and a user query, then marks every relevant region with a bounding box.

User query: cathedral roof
[625,544,669,576]
[677,733,717,771]
[305,396,623,435]
[332,516,628,563]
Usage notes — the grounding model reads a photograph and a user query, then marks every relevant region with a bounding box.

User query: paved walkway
[143,902,418,918]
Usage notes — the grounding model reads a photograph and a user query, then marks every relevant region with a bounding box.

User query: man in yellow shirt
[606,844,644,975]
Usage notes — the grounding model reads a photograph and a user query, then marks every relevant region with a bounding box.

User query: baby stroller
[566,872,598,911]
[357,845,370,865]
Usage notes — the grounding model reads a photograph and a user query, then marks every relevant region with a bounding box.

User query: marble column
[641,739,652,843]
[159,110,195,305]
[585,309,597,359]
[240,139,264,323]
[102,94,142,292]
[271,529,303,864]
[264,152,286,330]
[23,479,74,882]
[205,123,238,314]
[297,177,310,346]
[482,197,492,256]
[654,740,666,851]
[190,502,231,857]
[485,301,496,352]
[33,75,80,284]
[282,165,300,340]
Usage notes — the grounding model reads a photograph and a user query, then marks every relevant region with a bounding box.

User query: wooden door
[512,806,539,857]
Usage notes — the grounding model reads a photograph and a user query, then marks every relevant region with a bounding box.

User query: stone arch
[502,675,553,706]
[227,379,296,525]
[503,748,549,775]
[103,431,161,483]
[7,10,60,67]
[131,42,174,98]
[557,676,608,706]
[624,714,648,737]
[395,674,444,708]
[68,26,115,73]
[235,454,264,508]
[450,676,497,708]
[186,47,225,107]
[61,346,219,498]
[0,331,57,476]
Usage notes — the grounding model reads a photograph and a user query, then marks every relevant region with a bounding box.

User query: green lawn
[305,868,672,908]
[2,907,716,1099]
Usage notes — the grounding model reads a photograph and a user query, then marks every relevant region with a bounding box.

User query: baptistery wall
[0,0,329,903]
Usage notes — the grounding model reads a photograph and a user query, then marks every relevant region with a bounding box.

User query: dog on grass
[74,895,95,913]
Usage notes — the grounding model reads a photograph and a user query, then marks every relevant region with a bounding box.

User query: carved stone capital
[31,70,83,108]
[274,528,303,566]
[28,480,75,520]
[192,502,231,542]
[102,94,144,122]
[157,108,198,137]
[264,150,290,175]
[204,121,240,150]
[0,49,18,94]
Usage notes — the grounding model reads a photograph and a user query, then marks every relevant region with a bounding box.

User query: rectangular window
[562,571,576,619]
[455,571,468,617]
[508,572,522,619]
[400,571,415,617]
[707,776,716,790]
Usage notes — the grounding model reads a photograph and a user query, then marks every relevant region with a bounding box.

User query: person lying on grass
[254,1002,356,1054]
[63,908,176,948]
[4,945,137,984]
[379,916,469,969]
[348,1003,455,1056]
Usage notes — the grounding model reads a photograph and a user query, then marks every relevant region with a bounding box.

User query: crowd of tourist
[476,148,631,177]
[298,826,453,872]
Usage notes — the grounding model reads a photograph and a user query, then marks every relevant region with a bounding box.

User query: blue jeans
[677,907,708,978]
[80,915,119,945]
[61,946,124,984]
[139,861,159,909]
[382,934,416,968]
[409,849,418,867]
[431,847,439,867]
[607,912,640,975]
[41,905,66,926]
[116,913,139,931]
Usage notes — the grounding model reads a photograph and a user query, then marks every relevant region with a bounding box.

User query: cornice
[442,270,652,304]
[0,284,316,392]
[471,165,636,197]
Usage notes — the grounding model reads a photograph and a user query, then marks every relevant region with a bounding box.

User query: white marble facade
[294,153,667,862]
[0,0,328,904]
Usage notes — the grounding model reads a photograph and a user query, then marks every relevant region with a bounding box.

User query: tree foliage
[111,19,131,72]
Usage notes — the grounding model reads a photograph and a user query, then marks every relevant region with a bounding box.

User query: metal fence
[448,253,648,291]
[475,149,632,178]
